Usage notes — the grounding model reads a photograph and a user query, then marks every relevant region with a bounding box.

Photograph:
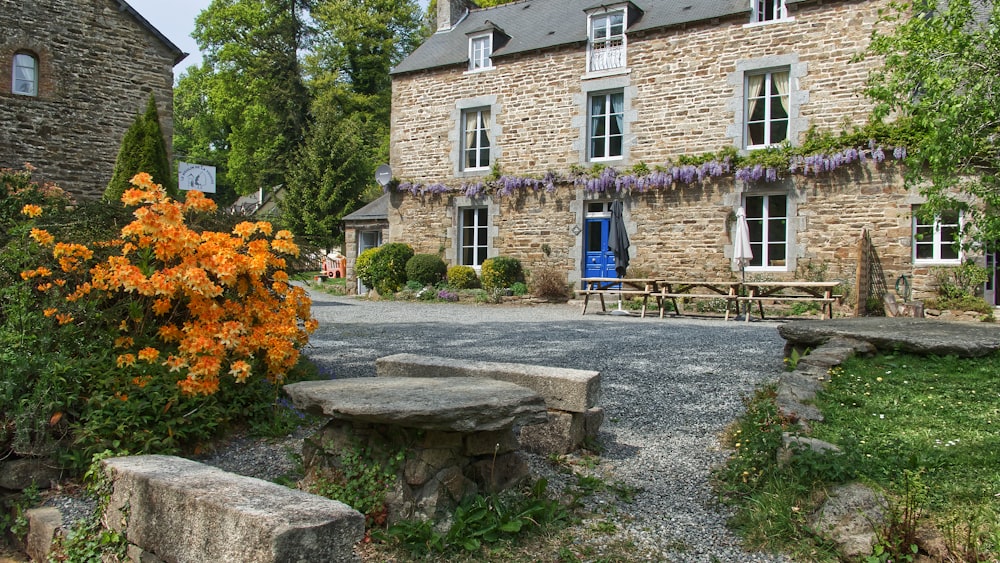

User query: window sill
[743,17,796,29]
[914,259,963,266]
[581,67,630,81]
[464,66,496,76]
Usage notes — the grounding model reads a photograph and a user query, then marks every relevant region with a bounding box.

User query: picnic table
[576,277,660,317]
[655,280,742,319]
[739,281,843,321]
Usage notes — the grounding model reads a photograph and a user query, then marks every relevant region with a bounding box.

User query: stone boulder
[778,318,1000,358]
[284,377,548,432]
[809,482,887,560]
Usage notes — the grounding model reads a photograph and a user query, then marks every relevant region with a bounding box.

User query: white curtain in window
[610,93,623,134]
[746,74,764,122]
[772,71,789,114]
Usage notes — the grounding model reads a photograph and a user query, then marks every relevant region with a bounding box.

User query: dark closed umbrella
[608,200,630,278]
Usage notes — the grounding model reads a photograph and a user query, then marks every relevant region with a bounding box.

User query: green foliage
[105,94,176,202]
[510,282,527,296]
[0,484,40,541]
[865,0,1000,245]
[480,256,524,293]
[446,265,480,289]
[933,261,989,300]
[189,0,310,196]
[383,478,567,557]
[866,469,926,563]
[304,440,404,528]
[49,451,130,562]
[355,243,414,295]
[406,253,448,285]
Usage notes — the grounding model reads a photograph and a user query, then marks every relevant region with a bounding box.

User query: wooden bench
[577,277,661,317]
[740,281,843,321]
[655,281,741,319]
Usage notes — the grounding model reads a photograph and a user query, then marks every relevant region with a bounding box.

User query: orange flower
[20,204,42,218]
[115,336,134,349]
[228,360,252,383]
[116,354,136,368]
[43,308,57,317]
[30,228,54,246]
[131,376,150,388]
[36,282,52,292]
[152,297,172,315]
[163,355,187,372]
[55,313,73,325]
[137,347,160,363]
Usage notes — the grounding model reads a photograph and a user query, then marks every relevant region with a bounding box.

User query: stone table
[284,377,548,523]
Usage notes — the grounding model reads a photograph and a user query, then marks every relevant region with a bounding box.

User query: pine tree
[105,94,175,202]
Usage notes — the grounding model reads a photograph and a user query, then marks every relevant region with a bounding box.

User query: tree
[280,0,423,248]
[172,64,237,206]
[282,109,371,250]
[189,0,310,196]
[866,0,1000,245]
[105,94,175,202]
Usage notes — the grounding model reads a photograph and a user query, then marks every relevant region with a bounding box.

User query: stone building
[0,0,185,200]
[375,0,989,305]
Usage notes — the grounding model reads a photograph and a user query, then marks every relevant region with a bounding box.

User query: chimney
[437,0,471,32]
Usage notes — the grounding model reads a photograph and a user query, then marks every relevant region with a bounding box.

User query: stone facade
[0,0,183,200]
[386,0,975,303]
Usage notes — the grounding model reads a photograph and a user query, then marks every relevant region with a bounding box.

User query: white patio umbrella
[733,206,753,319]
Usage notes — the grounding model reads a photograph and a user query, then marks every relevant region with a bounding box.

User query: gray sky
[127,0,431,74]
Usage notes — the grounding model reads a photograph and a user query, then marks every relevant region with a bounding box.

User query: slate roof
[392,0,814,75]
[343,193,390,222]
[117,0,188,66]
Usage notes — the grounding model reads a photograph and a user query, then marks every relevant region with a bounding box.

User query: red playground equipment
[321,252,347,279]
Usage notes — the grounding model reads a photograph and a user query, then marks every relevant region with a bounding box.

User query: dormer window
[469,34,492,72]
[588,9,626,72]
[752,0,787,23]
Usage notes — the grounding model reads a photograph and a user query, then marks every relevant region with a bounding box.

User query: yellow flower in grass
[20,204,42,218]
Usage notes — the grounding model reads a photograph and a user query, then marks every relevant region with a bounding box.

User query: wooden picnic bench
[655,280,742,319]
[739,281,843,321]
[576,277,659,317]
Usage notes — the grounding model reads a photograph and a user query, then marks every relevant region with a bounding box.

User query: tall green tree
[866,0,1000,244]
[282,0,423,247]
[105,94,176,202]
[189,0,311,196]
[172,64,237,206]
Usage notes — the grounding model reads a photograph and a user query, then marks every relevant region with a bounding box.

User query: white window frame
[913,206,963,264]
[745,69,790,150]
[588,90,624,162]
[744,193,789,271]
[587,8,626,73]
[751,0,787,23]
[461,108,491,172]
[469,34,492,72]
[460,207,489,268]
[12,53,38,97]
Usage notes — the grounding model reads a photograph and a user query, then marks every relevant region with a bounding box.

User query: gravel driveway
[301,289,792,562]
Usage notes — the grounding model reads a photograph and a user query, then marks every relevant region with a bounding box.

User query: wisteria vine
[390,141,907,197]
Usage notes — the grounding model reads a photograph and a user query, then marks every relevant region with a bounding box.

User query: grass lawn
[716,351,1000,562]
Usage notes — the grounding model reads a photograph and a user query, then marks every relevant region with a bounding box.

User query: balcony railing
[589,38,625,72]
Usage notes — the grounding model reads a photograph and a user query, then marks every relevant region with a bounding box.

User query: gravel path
[300,290,793,562]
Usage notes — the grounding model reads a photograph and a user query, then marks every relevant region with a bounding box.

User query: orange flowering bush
[45,172,318,395]
[3,167,319,470]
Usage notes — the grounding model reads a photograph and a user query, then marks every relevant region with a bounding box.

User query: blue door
[584,217,617,279]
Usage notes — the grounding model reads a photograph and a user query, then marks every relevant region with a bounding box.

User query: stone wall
[0,0,180,200]
[390,0,888,182]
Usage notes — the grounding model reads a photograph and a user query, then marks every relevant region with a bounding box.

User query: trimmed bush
[446,265,479,289]
[356,243,414,295]
[481,256,524,292]
[406,254,447,286]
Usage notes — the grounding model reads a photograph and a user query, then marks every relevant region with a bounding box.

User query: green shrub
[105,94,176,202]
[446,265,479,289]
[511,282,528,296]
[355,243,414,295]
[405,253,447,286]
[481,256,524,292]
